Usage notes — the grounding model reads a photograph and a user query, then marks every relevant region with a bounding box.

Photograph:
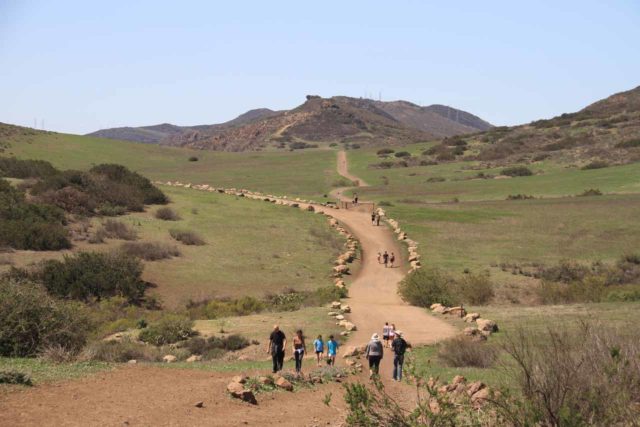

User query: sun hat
[371,333,379,340]
[395,330,403,337]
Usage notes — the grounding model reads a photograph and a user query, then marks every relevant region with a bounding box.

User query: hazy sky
[1,0,639,134]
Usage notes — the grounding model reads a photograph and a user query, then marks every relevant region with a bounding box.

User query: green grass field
[0,358,112,389]
[2,185,345,308]
[3,131,339,199]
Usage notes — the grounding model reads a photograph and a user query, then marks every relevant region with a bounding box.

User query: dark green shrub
[436,151,455,162]
[426,176,446,183]
[377,201,393,207]
[398,268,453,307]
[501,166,533,177]
[84,338,165,362]
[0,370,33,386]
[376,148,394,156]
[578,188,603,197]
[32,252,146,304]
[138,315,195,345]
[0,157,58,178]
[119,242,181,261]
[0,278,91,357]
[155,207,180,221]
[169,229,205,245]
[89,164,168,205]
[188,156,199,162]
[373,161,394,169]
[394,151,411,158]
[453,272,495,305]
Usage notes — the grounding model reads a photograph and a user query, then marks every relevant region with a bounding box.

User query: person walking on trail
[391,330,411,381]
[389,252,396,268]
[389,324,396,343]
[292,329,307,376]
[365,333,384,378]
[377,252,382,264]
[382,322,391,348]
[354,194,359,204]
[371,212,376,225]
[266,325,286,373]
[376,213,381,226]
[313,335,325,367]
[383,251,389,267]
[326,335,339,366]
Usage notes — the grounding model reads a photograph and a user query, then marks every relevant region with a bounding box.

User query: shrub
[155,207,180,221]
[578,188,603,197]
[436,151,455,162]
[100,219,138,240]
[31,252,146,304]
[376,148,395,156]
[533,153,550,161]
[438,336,497,368]
[188,156,199,162]
[398,268,453,307]
[453,272,495,305]
[377,201,393,207]
[82,338,176,362]
[501,166,533,177]
[119,242,181,261]
[138,315,195,345]
[0,370,33,386]
[169,229,205,245]
[419,160,438,166]
[506,194,534,200]
[499,323,640,426]
[426,176,445,183]
[0,157,58,178]
[615,138,640,148]
[0,278,91,357]
[394,151,411,158]
[536,275,606,304]
[89,164,168,205]
[581,160,608,170]
[183,334,250,358]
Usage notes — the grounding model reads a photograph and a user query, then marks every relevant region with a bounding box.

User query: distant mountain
[425,85,640,165]
[87,96,492,151]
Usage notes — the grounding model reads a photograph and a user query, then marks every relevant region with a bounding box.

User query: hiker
[266,325,286,373]
[383,251,389,267]
[354,194,359,204]
[326,335,339,366]
[382,322,391,348]
[313,335,324,367]
[371,212,376,225]
[376,213,380,226]
[292,329,307,376]
[365,333,384,378]
[377,252,382,264]
[389,252,396,268]
[389,323,396,344]
[391,330,411,381]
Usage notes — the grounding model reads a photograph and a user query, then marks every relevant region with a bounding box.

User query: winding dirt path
[0,151,455,426]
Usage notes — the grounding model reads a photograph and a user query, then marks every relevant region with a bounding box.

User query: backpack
[393,338,407,355]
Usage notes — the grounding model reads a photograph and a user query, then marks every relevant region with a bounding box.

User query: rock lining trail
[0,150,456,426]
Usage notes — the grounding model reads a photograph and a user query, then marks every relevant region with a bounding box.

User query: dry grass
[119,242,181,261]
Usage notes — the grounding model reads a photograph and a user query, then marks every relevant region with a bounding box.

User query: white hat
[371,333,380,340]
[395,330,403,337]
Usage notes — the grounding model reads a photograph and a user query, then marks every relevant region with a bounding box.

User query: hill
[88,96,492,151]
[423,85,640,166]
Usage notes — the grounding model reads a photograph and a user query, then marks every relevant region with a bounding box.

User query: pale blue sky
[1,0,639,134]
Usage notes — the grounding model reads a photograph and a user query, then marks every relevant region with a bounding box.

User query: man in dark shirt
[391,330,411,381]
[267,325,287,373]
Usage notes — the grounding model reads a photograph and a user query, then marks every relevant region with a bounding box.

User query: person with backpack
[382,322,391,347]
[326,335,339,366]
[365,333,384,378]
[382,251,389,268]
[391,330,411,381]
[371,212,376,225]
[292,329,307,376]
[266,325,286,373]
[389,252,396,268]
[313,334,324,367]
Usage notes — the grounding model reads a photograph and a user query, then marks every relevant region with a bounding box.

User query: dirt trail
[0,151,455,426]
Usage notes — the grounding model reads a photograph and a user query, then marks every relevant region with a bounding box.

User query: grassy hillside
[1,125,338,199]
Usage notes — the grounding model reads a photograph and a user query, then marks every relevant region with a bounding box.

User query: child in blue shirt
[313,335,324,367]
[326,335,339,366]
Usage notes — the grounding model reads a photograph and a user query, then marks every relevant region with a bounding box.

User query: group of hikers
[266,326,340,376]
[377,250,396,268]
[266,322,411,381]
[370,211,382,226]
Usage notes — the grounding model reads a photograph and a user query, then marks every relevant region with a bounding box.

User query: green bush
[155,207,180,221]
[0,370,33,386]
[0,157,58,178]
[0,278,91,357]
[0,179,70,251]
[30,252,146,304]
[581,160,608,170]
[454,272,495,305]
[394,151,411,158]
[398,268,453,307]
[578,188,603,197]
[376,148,395,156]
[89,164,168,205]
[188,156,199,162]
[501,166,533,177]
[83,338,167,362]
[138,315,195,345]
[183,334,250,359]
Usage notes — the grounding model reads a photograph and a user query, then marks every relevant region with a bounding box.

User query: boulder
[466,381,485,397]
[341,304,351,313]
[327,311,339,317]
[162,355,177,363]
[275,377,294,391]
[452,375,466,385]
[306,205,315,212]
[257,376,273,386]
[227,382,257,404]
[127,359,137,364]
[463,313,480,323]
[333,265,350,274]
[342,346,360,357]
[432,304,447,314]
[335,314,345,321]
[186,355,202,363]
[345,359,356,367]
[344,322,357,332]
[340,331,350,336]
[446,306,467,317]
[471,387,491,405]
[330,301,342,309]
[194,401,204,408]
[476,319,498,333]
[232,375,248,384]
